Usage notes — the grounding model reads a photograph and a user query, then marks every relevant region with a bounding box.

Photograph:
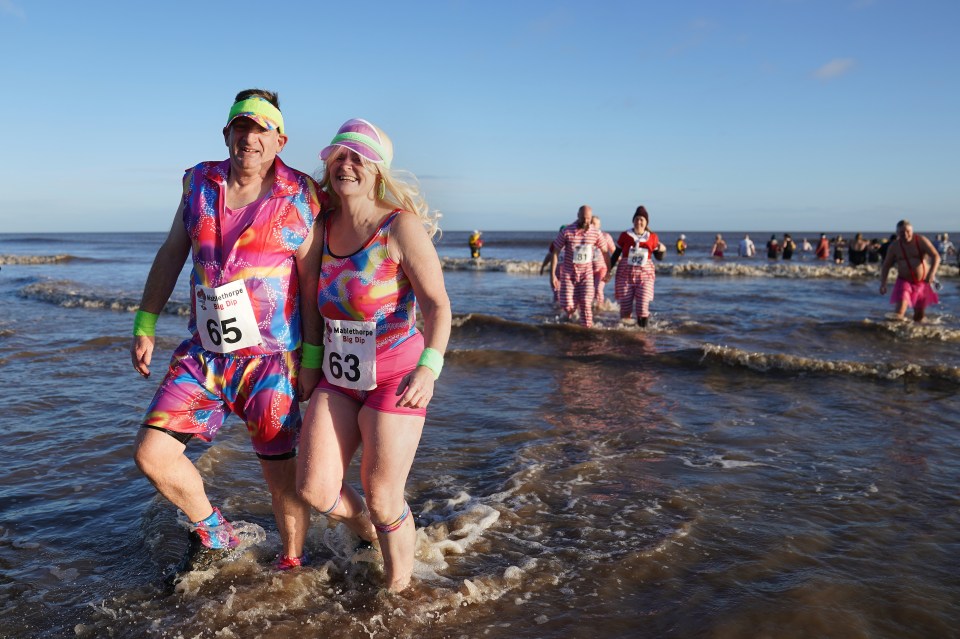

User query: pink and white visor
[319,118,392,168]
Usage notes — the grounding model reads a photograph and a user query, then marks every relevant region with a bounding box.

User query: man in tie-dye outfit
[130,89,324,579]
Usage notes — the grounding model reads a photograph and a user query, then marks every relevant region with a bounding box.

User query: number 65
[206,317,242,345]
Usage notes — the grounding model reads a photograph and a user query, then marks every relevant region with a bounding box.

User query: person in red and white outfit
[590,215,617,310]
[549,205,610,327]
[607,206,666,328]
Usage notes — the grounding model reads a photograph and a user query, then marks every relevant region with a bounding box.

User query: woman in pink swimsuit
[296,119,451,591]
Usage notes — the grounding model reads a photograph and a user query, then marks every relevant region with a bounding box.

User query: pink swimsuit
[314,210,426,416]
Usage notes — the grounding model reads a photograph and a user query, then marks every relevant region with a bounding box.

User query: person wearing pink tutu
[879,219,941,322]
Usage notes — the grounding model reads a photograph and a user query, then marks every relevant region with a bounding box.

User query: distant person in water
[832,235,846,264]
[781,234,796,261]
[815,234,830,260]
[607,205,666,328]
[550,206,610,327]
[937,233,956,261]
[711,234,727,259]
[468,230,483,259]
[591,216,616,309]
[738,234,756,258]
[879,219,941,322]
[878,234,896,262]
[765,234,780,260]
[541,225,565,304]
[848,233,869,266]
[675,234,687,256]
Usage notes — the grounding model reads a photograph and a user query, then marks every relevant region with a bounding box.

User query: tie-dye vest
[182,157,324,355]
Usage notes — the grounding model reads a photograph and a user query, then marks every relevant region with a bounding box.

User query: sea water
[0,230,958,638]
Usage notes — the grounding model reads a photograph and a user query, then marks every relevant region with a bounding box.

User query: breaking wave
[0,254,76,265]
[700,343,960,383]
[17,280,189,315]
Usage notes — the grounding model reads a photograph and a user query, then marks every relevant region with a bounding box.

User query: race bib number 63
[323,318,377,391]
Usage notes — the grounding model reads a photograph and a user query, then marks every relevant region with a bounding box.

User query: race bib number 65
[195,280,262,353]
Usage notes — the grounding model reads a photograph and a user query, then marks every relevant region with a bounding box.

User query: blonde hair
[318,147,442,239]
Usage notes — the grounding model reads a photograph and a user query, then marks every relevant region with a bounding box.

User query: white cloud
[813,58,857,81]
[0,0,25,18]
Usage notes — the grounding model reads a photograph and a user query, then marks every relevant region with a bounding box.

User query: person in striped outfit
[549,205,611,327]
[591,215,617,310]
[607,206,666,328]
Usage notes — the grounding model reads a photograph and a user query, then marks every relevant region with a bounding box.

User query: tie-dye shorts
[142,340,301,458]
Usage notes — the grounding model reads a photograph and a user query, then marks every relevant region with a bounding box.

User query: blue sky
[1,0,957,233]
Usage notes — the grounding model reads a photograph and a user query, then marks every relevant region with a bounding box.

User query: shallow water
[1,231,958,638]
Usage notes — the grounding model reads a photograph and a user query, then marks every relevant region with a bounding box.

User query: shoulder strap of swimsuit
[898,236,919,282]
[322,212,332,257]
[383,208,403,227]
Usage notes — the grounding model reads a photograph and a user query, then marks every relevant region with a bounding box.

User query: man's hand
[131,335,155,378]
[298,367,323,402]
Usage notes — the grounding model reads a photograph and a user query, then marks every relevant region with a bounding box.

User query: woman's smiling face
[327,148,377,198]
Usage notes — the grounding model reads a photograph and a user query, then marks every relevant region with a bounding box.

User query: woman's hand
[395,366,436,409]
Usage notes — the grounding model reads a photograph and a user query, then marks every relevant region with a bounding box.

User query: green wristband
[417,347,444,380]
[133,310,159,337]
[301,342,324,368]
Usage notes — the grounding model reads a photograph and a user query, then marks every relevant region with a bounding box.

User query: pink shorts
[143,341,300,458]
[890,278,939,310]
[314,331,427,417]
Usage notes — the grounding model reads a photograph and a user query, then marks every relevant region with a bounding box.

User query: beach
[1,229,958,638]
